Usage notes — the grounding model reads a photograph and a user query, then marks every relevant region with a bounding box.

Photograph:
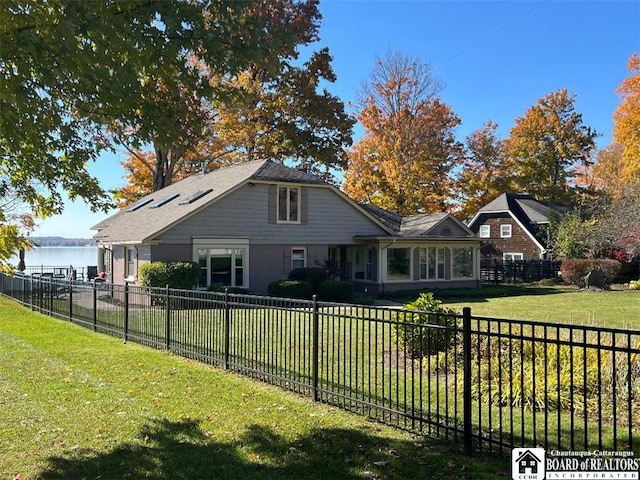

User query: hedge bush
[392,293,458,358]
[560,259,621,287]
[138,261,200,289]
[317,280,353,302]
[288,267,329,293]
[267,280,313,300]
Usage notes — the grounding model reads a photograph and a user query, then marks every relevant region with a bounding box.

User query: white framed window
[419,247,437,280]
[291,247,307,270]
[500,224,512,238]
[278,186,300,223]
[125,247,137,279]
[503,252,523,261]
[193,239,249,289]
[452,247,474,278]
[386,247,411,281]
[479,225,491,238]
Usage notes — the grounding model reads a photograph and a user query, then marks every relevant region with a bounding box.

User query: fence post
[165,285,171,350]
[224,288,230,369]
[92,283,97,332]
[463,306,472,456]
[68,277,73,322]
[311,294,319,402]
[38,277,42,311]
[25,275,30,308]
[49,277,54,312]
[124,283,129,342]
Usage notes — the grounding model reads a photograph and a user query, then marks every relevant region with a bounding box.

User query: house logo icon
[512,448,545,480]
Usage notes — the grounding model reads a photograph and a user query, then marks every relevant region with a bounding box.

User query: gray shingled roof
[358,204,402,232]
[400,213,449,236]
[92,159,326,243]
[359,204,472,238]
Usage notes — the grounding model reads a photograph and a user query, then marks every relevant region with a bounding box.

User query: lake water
[12,246,99,270]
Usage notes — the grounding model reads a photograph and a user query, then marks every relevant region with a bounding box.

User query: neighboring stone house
[93,159,482,295]
[467,193,566,261]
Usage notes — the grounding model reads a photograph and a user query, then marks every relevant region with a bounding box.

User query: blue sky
[33,0,639,238]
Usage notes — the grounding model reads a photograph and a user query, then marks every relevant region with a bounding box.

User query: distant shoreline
[28,237,96,247]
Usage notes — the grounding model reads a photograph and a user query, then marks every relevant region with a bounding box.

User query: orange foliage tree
[454,120,512,219]
[343,51,462,215]
[613,53,640,185]
[586,143,625,196]
[503,89,597,206]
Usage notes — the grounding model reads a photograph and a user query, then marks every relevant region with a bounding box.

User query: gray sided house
[467,193,566,261]
[93,160,481,295]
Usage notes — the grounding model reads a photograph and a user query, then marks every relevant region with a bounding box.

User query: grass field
[0,297,509,480]
[413,285,640,330]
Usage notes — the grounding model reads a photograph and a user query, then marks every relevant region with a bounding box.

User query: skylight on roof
[125,198,153,212]
[178,188,213,205]
[149,194,179,209]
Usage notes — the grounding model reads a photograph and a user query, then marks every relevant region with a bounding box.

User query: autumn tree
[114,47,354,207]
[106,1,330,194]
[586,143,625,196]
[613,52,640,185]
[586,186,640,261]
[455,120,511,219]
[503,89,597,206]
[114,152,199,208]
[214,49,354,182]
[343,51,462,215]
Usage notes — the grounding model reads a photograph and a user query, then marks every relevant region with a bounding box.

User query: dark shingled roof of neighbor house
[470,192,567,227]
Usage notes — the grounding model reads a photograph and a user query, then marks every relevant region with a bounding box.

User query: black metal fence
[1,272,638,456]
[18,265,96,281]
[481,259,561,283]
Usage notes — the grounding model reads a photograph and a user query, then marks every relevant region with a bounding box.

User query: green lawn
[432,285,640,330]
[0,297,508,480]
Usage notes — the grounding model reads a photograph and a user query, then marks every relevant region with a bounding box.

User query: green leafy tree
[1,0,324,260]
[552,211,593,260]
[0,187,34,273]
[503,89,597,206]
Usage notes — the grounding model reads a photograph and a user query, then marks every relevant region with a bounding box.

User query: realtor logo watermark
[512,448,639,480]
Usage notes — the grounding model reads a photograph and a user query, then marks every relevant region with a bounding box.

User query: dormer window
[278,186,300,223]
